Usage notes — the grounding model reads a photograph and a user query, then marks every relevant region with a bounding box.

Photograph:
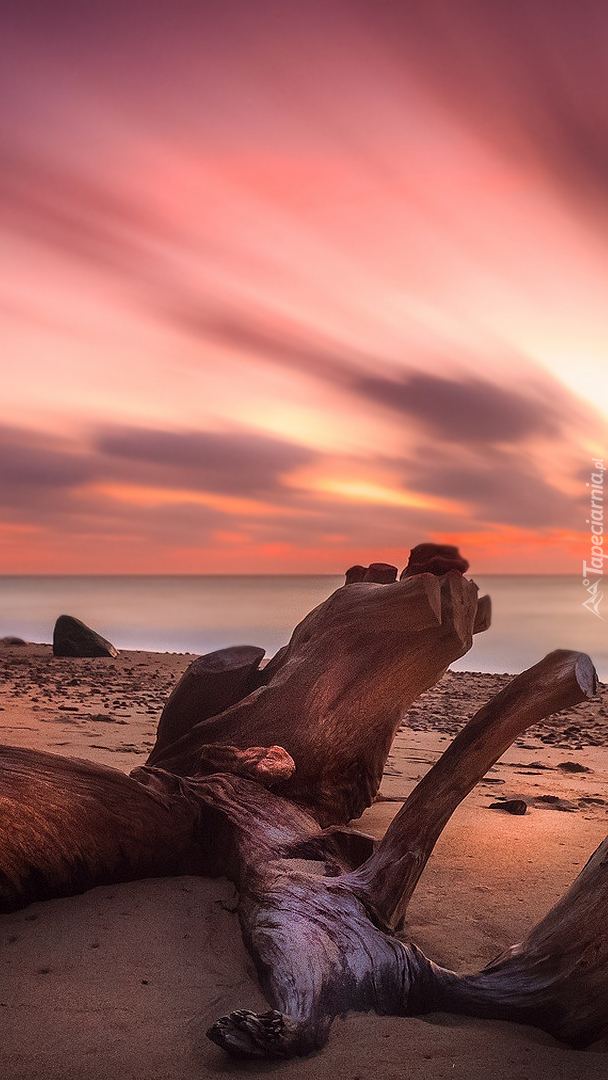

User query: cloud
[0,422,320,514]
[0,144,175,284]
[95,425,317,496]
[0,424,231,549]
[355,372,560,443]
[238,497,467,551]
[78,492,230,547]
[0,425,94,499]
[354,0,608,217]
[174,308,567,446]
[405,448,582,530]
[176,310,357,388]
[0,414,591,571]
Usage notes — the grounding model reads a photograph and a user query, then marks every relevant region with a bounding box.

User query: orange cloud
[93,482,294,519]
[431,527,589,575]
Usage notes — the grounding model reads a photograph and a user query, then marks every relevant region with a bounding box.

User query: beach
[1,643,607,1080]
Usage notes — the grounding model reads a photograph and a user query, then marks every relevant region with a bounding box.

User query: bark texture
[0,746,201,912]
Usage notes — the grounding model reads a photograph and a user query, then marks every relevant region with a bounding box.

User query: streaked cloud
[0,425,93,492]
[353,373,561,443]
[405,450,582,531]
[96,426,317,496]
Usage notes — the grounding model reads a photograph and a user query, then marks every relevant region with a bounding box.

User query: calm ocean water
[1,575,607,680]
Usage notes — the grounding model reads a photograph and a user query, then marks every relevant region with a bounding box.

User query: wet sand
[1,643,607,1079]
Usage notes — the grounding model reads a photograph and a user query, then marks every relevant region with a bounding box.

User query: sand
[1,643,608,1079]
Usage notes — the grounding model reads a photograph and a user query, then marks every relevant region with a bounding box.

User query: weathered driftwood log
[1,547,606,1062]
[200,650,604,1058]
[148,570,486,825]
[2,650,603,1056]
[0,746,201,912]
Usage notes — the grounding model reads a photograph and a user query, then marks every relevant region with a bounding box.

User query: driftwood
[1,546,607,1061]
[148,569,485,825]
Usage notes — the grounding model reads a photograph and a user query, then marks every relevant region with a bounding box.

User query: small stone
[490,799,528,815]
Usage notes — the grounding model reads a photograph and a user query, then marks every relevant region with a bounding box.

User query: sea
[1,575,607,681]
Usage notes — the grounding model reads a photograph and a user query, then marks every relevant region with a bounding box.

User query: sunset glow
[1,1,607,573]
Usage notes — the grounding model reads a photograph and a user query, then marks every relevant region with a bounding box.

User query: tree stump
[1,545,606,1060]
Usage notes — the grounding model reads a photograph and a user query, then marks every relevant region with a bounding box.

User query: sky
[1,0,607,574]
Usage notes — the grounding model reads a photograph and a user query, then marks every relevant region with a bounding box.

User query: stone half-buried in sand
[1,542,607,1062]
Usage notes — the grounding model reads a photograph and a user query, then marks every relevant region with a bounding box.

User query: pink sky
[1,1,607,573]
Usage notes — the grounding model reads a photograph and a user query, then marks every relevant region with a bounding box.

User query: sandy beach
[1,643,607,1080]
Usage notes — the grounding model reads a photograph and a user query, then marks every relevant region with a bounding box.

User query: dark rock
[150,645,266,760]
[558,761,592,773]
[363,563,398,584]
[86,714,125,724]
[0,636,27,646]
[52,615,118,658]
[489,799,528,815]
[344,565,367,584]
[400,543,469,578]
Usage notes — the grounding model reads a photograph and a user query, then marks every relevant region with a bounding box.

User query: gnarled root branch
[207,1008,326,1060]
[343,650,597,930]
[200,651,603,1059]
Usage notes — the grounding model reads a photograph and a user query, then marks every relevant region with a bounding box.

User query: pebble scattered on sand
[403,670,608,749]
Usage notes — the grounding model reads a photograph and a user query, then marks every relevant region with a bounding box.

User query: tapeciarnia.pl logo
[582,457,605,619]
